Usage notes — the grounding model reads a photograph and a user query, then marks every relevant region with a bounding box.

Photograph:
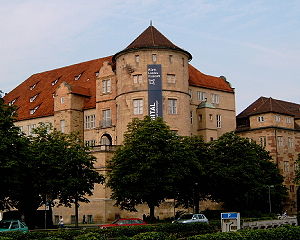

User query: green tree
[173,136,209,213]
[0,91,29,211]
[107,117,186,220]
[207,132,287,214]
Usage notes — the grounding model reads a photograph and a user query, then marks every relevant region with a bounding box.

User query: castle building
[3,25,236,223]
[236,97,300,214]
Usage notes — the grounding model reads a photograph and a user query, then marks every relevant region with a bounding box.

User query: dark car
[0,219,28,232]
[99,218,147,229]
[172,213,208,224]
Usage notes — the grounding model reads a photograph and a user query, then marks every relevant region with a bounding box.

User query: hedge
[0,222,215,240]
[187,225,300,240]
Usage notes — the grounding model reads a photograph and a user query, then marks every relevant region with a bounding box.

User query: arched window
[100,134,112,146]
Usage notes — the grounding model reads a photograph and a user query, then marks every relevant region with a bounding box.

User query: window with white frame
[133,99,143,115]
[60,97,64,104]
[102,79,111,94]
[259,136,267,147]
[288,137,294,148]
[135,55,140,63]
[284,161,289,172]
[152,54,157,62]
[197,91,206,101]
[258,116,264,122]
[27,124,36,135]
[275,115,281,122]
[167,74,176,83]
[102,109,111,127]
[216,114,222,128]
[169,55,173,64]
[188,89,192,99]
[211,93,219,104]
[168,99,177,114]
[85,140,96,147]
[60,120,65,133]
[286,117,292,124]
[133,74,143,84]
[277,136,283,147]
[85,114,96,129]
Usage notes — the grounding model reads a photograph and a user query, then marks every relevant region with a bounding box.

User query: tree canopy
[107,116,194,219]
[207,132,287,213]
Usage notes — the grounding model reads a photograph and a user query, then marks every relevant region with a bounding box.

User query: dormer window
[95,71,99,77]
[30,105,40,115]
[51,78,60,86]
[30,83,37,90]
[9,98,17,106]
[30,94,38,102]
[74,73,82,80]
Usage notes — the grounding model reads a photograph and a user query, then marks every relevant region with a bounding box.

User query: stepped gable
[188,64,234,93]
[113,25,192,61]
[3,56,112,121]
[237,97,300,119]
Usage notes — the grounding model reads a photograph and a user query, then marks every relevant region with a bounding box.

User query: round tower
[113,25,192,144]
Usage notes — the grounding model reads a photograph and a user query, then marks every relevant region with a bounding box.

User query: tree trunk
[148,204,155,222]
[75,197,79,228]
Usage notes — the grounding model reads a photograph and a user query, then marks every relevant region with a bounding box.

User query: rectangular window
[135,55,140,63]
[71,215,76,224]
[87,215,93,224]
[133,74,143,84]
[288,137,294,148]
[168,99,177,114]
[277,136,283,147]
[133,99,143,115]
[60,120,65,133]
[85,140,96,147]
[258,116,264,122]
[189,89,192,99]
[167,74,176,83]
[259,136,267,147]
[102,79,111,94]
[60,97,64,104]
[169,55,173,63]
[197,91,207,101]
[54,215,60,225]
[211,93,219,104]
[152,54,157,62]
[102,109,111,127]
[85,115,95,129]
[284,161,289,172]
[286,117,292,123]
[216,114,222,128]
[190,111,193,124]
[275,115,281,122]
[27,124,36,135]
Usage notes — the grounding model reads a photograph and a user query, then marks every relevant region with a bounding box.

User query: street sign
[221,212,238,219]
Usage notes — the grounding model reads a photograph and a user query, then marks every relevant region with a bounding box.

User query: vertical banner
[148,64,163,119]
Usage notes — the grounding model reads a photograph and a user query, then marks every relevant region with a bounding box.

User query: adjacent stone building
[3,25,236,223]
[236,97,300,214]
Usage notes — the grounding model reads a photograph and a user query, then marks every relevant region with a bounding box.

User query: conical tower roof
[113,25,192,61]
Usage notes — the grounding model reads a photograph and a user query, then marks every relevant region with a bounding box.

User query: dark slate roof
[237,97,300,119]
[113,25,192,61]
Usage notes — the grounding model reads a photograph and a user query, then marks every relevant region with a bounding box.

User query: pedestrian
[58,216,64,228]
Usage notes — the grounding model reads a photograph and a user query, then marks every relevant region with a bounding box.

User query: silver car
[172,213,208,224]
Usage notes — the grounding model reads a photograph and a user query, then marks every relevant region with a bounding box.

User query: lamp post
[268,185,274,213]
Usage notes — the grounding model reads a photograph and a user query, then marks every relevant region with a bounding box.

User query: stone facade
[236,97,300,214]
[4,25,236,223]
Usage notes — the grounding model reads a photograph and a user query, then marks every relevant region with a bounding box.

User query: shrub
[131,231,176,240]
[74,232,106,240]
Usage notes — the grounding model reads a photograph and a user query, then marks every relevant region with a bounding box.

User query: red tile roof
[237,97,300,119]
[3,58,234,121]
[113,25,192,61]
[188,65,234,93]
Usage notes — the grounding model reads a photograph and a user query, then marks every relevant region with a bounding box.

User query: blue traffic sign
[221,212,238,219]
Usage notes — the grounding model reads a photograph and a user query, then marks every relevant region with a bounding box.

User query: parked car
[172,213,209,224]
[98,218,147,229]
[0,219,28,232]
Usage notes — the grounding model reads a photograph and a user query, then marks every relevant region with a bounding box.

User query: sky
[1,0,299,114]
